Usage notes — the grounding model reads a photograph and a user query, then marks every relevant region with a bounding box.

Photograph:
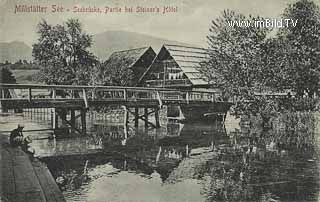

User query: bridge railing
[0,83,224,104]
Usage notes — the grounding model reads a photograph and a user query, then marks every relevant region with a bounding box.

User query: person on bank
[10,124,25,147]
[10,124,34,155]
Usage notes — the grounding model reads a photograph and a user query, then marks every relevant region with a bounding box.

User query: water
[0,111,319,202]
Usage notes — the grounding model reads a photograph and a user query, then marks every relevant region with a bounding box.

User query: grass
[12,69,40,84]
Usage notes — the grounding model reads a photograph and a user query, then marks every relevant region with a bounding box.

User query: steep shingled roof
[164,44,209,85]
[139,44,210,86]
[105,46,152,70]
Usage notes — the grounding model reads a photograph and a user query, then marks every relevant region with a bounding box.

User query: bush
[278,97,320,111]
[270,112,316,149]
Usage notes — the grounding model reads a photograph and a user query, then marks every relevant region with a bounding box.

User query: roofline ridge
[163,44,208,51]
[112,46,150,54]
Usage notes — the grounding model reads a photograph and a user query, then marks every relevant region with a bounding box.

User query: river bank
[0,132,66,202]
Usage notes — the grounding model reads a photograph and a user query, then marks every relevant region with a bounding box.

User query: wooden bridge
[0,83,233,134]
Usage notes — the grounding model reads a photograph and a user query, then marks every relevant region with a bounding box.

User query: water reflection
[0,112,319,202]
[46,118,320,202]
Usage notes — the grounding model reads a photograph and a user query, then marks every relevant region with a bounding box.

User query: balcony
[145,79,192,87]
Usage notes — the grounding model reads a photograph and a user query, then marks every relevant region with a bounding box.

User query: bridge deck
[0,83,233,110]
[0,99,227,109]
[0,134,66,202]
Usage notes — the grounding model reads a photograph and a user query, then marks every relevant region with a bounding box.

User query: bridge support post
[0,89,7,113]
[134,107,139,127]
[53,108,69,137]
[70,109,76,134]
[52,108,59,130]
[123,106,129,127]
[0,101,7,113]
[81,109,87,135]
[155,108,160,128]
[59,109,68,133]
[144,108,148,128]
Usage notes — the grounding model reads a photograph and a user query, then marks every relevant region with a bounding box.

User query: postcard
[0,0,319,202]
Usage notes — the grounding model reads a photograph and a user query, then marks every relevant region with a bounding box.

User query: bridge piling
[81,109,87,135]
[70,109,76,134]
[134,108,139,127]
[144,108,148,128]
[0,101,7,113]
[0,89,7,112]
[52,108,59,131]
[59,109,68,134]
[155,108,160,128]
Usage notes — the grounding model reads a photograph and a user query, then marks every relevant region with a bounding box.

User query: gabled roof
[164,44,209,86]
[139,44,210,86]
[105,46,152,69]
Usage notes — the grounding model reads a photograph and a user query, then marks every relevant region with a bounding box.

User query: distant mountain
[0,41,32,63]
[0,31,194,63]
[91,31,192,60]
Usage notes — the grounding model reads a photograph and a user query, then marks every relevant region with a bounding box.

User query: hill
[0,41,32,63]
[0,31,194,63]
[91,31,192,60]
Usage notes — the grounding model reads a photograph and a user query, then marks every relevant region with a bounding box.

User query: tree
[0,67,16,83]
[277,0,320,97]
[201,10,280,121]
[97,61,134,86]
[201,10,271,99]
[260,37,293,91]
[33,19,98,85]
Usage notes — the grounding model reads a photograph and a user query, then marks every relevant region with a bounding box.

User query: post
[83,89,88,108]
[70,109,76,134]
[81,108,87,135]
[0,101,7,113]
[92,89,95,101]
[155,108,160,128]
[186,145,189,157]
[211,93,215,102]
[144,108,148,128]
[52,89,56,99]
[28,88,32,102]
[134,107,139,127]
[59,109,68,134]
[123,89,127,101]
[186,92,189,104]
[156,91,162,108]
[123,106,129,127]
[52,108,59,129]
[0,89,8,113]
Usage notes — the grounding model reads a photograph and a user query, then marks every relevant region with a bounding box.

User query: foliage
[97,61,134,86]
[201,10,271,97]
[276,0,320,97]
[203,0,320,120]
[260,37,293,91]
[0,67,16,83]
[201,10,278,120]
[278,97,320,111]
[234,96,280,127]
[271,112,316,149]
[33,19,98,85]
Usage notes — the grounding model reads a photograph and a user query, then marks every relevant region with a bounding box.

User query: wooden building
[138,44,230,121]
[138,44,213,91]
[104,46,156,86]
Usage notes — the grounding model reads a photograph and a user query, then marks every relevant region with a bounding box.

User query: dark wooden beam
[134,107,139,127]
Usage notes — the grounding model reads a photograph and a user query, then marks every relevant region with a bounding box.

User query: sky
[0,0,317,47]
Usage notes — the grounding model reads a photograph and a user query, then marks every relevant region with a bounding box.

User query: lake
[0,110,319,202]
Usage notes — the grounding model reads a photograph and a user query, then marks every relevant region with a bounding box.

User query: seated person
[10,124,24,147]
[10,124,34,155]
